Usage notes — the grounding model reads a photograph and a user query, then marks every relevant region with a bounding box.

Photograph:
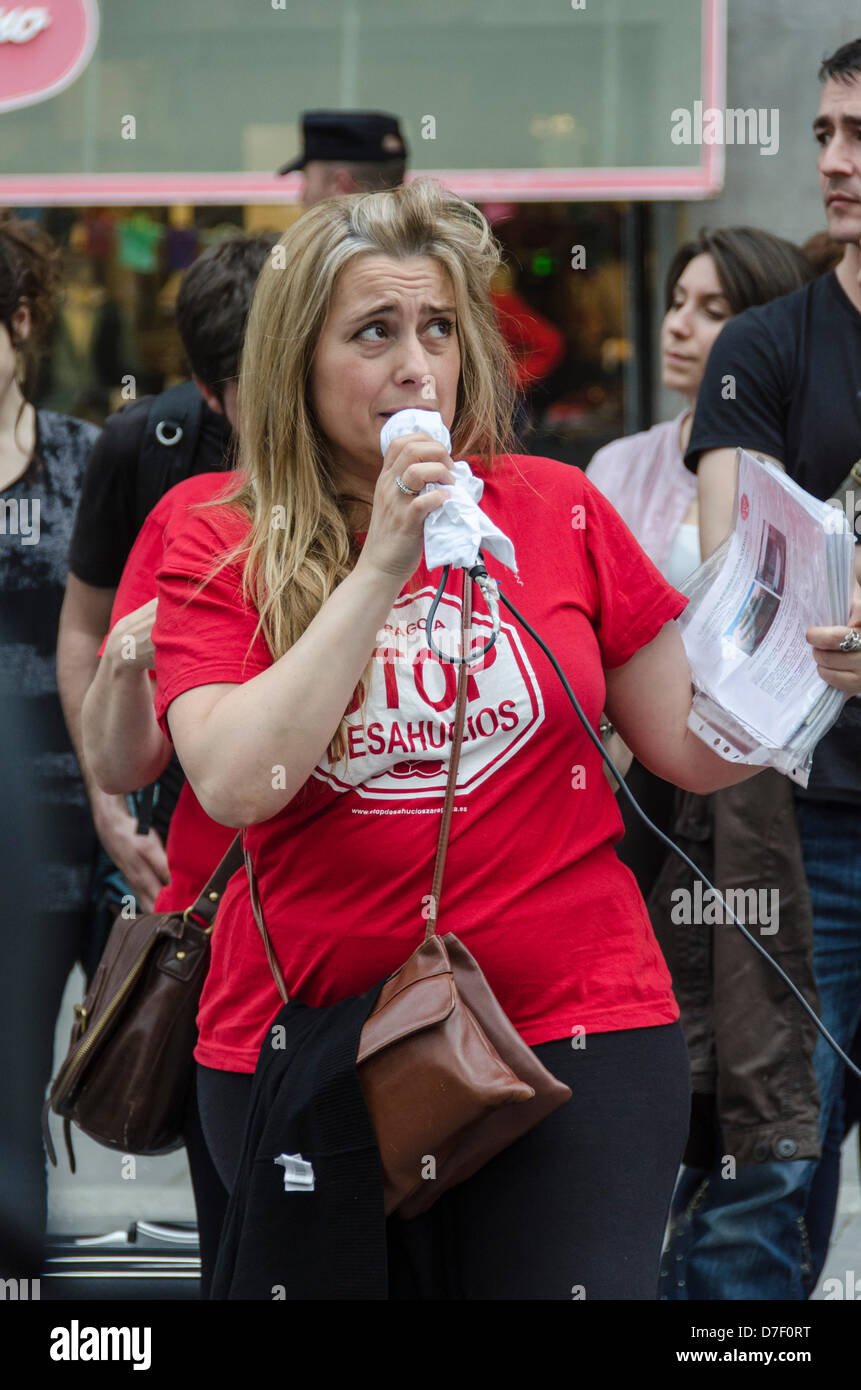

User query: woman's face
[309,253,461,480]
[660,253,732,401]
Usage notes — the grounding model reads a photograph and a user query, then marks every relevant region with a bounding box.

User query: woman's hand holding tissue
[356,430,457,588]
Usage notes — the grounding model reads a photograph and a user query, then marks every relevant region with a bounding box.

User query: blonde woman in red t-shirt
[149,180,795,1300]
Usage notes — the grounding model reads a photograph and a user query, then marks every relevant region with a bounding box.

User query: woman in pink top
[586,229,813,813]
[587,227,813,590]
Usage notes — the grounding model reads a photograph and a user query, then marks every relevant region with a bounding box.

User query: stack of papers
[678,449,855,786]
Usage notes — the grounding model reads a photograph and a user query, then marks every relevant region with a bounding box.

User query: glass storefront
[25,197,640,469]
[2,1,713,192]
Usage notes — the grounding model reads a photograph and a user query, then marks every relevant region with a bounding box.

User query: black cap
[277,110,408,175]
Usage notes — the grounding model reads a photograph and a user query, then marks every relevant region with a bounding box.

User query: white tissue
[379,408,517,573]
[274,1153,315,1192]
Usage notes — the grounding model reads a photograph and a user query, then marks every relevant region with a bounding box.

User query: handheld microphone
[379,409,517,576]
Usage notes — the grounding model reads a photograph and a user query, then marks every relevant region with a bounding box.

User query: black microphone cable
[424,555,861,1082]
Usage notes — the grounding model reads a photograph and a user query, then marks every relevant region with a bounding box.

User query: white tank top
[665,522,701,589]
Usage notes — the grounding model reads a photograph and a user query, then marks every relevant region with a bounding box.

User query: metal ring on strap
[155,420,184,446]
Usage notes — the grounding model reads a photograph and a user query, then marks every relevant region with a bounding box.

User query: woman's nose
[667,308,692,338]
[392,332,430,382]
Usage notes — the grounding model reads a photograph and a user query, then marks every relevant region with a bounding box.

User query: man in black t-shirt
[57,234,276,913]
[665,39,861,1302]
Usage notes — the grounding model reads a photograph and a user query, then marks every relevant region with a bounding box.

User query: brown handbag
[245,571,572,1218]
[44,837,244,1170]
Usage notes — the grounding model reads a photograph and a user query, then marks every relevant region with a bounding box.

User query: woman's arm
[165,560,404,828]
[163,428,460,828]
[603,620,762,795]
[82,597,173,795]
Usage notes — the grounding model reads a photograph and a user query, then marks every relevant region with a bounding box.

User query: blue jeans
[660,799,861,1300]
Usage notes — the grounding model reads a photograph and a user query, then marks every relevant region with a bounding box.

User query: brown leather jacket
[646,769,822,1167]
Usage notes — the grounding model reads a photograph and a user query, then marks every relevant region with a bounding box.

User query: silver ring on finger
[839,628,861,653]
[395,473,422,497]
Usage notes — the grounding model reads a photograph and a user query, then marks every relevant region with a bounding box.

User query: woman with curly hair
[0,215,102,1239]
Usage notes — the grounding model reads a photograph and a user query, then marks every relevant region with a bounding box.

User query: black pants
[182,1071,229,1302]
[197,1021,690,1300]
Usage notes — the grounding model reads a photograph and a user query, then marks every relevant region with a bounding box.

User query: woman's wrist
[348,554,407,616]
[104,627,150,676]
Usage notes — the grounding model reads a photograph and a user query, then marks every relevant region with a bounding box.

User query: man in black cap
[278,110,408,208]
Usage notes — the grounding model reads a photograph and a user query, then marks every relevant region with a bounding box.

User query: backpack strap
[136,381,204,532]
[132,382,204,837]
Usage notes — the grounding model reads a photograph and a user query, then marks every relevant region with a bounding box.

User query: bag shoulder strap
[136,381,204,532]
[245,570,473,1004]
[184,834,244,928]
[426,572,471,939]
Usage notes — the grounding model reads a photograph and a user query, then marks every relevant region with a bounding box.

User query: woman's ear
[10,301,31,347]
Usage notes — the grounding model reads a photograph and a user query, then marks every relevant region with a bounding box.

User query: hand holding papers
[678,449,856,786]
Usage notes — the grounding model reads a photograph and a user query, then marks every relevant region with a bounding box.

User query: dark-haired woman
[0,215,102,1238]
[588,226,813,597]
[587,228,824,1301]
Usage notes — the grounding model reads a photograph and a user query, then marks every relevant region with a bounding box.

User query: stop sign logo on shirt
[313,584,545,799]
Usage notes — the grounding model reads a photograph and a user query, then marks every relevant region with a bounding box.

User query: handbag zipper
[54,939,168,1096]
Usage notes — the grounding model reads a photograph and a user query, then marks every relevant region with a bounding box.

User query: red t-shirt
[98,472,241,913]
[153,454,687,1072]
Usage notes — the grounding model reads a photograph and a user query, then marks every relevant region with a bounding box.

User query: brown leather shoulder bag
[44,837,244,1170]
[245,572,571,1218]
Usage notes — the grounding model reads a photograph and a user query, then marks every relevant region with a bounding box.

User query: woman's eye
[355,321,387,341]
[353,317,454,342]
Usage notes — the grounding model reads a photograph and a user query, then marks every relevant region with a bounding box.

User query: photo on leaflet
[723,581,781,656]
[754,521,787,596]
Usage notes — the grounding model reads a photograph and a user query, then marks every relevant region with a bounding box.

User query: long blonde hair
[201,178,516,765]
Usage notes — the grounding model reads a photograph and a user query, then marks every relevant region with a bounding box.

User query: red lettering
[406,722,428,753]
[387,723,409,753]
[347,724,366,758]
[412,649,457,712]
[366,722,386,754]
[498,699,518,731]
[475,707,498,736]
[376,648,400,709]
[426,722,447,749]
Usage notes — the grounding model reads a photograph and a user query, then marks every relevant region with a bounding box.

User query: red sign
[0,2,99,114]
